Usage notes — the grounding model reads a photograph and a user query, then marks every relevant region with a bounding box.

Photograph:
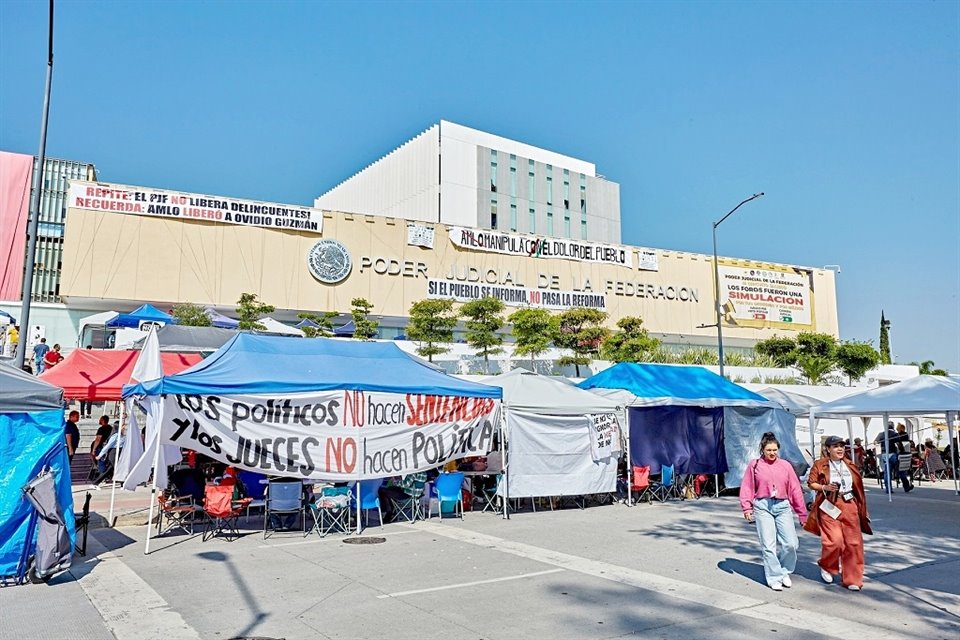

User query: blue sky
[2,1,958,371]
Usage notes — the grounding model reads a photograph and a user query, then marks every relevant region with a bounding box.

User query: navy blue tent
[106,304,173,328]
[204,308,239,329]
[333,320,355,336]
[579,363,793,481]
[124,333,500,398]
[295,318,321,330]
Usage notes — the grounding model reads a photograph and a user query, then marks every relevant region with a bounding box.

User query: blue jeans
[753,497,798,587]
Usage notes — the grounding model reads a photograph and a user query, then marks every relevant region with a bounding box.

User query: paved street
[2,482,958,640]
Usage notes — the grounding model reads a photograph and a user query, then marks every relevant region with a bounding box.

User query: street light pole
[712,192,764,378]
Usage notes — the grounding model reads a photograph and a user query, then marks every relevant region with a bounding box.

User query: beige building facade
[60,180,838,349]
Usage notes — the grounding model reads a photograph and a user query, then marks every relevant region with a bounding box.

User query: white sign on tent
[589,413,622,461]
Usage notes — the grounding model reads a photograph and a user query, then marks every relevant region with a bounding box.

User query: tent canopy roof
[258,317,304,337]
[106,304,173,328]
[131,325,237,352]
[40,349,202,400]
[124,333,501,398]
[812,375,960,418]
[0,362,64,412]
[482,368,620,415]
[579,363,776,408]
[204,308,239,329]
[756,387,823,417]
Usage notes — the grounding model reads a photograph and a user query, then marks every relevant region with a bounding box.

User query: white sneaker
[847,584,861,591]
[820,567,833,584]
[781,575,792,588]
[770,582,783,591]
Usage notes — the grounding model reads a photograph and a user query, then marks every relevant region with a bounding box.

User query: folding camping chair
[236,470,267,518]
[263,479,306,538]
[307,486,352,536]
[390,478,426,523]
[158,490,202,536]
[649,465,679,502]
[630,465,653,504]
[202,485,249,542]
[479,474,502,513]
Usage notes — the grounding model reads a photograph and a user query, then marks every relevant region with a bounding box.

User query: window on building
[490,150,497,192]
[491,197,498,229]
[547,206,553,235]
[564,214,571,237]
[510,200,517,231]
[546,174,552,205]
[581,218,588,239]
[529,206,536,232]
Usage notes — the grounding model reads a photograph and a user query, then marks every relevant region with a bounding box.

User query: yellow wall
[60,206,839,340]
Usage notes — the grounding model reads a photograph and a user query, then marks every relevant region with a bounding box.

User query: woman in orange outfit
[804,435,872,590]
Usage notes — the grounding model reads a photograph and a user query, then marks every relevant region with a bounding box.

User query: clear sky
[2,1,958,371]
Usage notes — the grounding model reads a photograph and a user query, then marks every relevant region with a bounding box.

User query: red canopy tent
[39,349,202,400]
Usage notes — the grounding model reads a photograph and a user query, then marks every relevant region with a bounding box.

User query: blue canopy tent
[295,318,321,330]
[106,304,173,328]
[579,363,800,489]
[122,334,500,550]
[204,308,239,329]
[0,364,74,583]
[333,320,355,337]
[125,333,501,397]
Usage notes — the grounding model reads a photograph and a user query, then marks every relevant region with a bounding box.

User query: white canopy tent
[257,317,305,337]
[481,369,623,516]
[810,376,960,501]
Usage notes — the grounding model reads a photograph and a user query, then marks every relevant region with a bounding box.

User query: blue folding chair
[430,472,465,520]
[236,470,267,517]
[650,464,677,502]
[350,478,384,530]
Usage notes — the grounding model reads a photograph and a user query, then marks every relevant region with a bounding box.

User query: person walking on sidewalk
[739,432,808,591]
[804,435,872,591]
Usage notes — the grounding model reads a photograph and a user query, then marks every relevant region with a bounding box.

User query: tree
[508,308,556,370]
[350,298,379,340]
[171,302,211,327]
[911,360,949,376]
[407,299,458,362]
[879,311,892,364]
[836,341,881,385]
[600,316,661,362]
[794,332,838,384]
[754,336,798,368]
[674,347,719,365]
[236,293,274,331]
[553,307,609,377]
[461,296,505,374]
[296,311,338,338]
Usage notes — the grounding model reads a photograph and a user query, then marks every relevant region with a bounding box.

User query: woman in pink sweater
[739,432,809,591]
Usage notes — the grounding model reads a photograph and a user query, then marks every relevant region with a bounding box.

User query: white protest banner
[427,278,607,312]
[449,227,633,268]
[589,413,622,461]
[717,260,814,329]
[159,390,500,481]
[637,249,659,272]
[68,180,323,234]
[407,224,435,248]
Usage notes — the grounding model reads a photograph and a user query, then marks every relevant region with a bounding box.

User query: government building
[0,123,838,360]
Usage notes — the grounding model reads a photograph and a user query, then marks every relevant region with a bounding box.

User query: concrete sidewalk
[3,481,958,640]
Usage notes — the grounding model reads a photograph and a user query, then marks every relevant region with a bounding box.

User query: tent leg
[107,402,128,526]
[808,410,817,469]
[624,408,632,506]
[499,412,508,520]
[947,413,958,496]
[846,418,855,466]
[883,412,892,503]
[715,474,719,498]
[143,425,163,555]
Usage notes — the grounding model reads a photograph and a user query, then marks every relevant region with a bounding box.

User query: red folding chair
[630,465,653,504]
[203,485,250,541]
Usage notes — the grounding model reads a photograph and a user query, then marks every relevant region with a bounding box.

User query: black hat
[824,435,845,447]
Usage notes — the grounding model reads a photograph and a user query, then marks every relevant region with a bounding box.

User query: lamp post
[712,192,764,378]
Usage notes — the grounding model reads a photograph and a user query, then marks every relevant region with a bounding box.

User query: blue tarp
[106,304,173,328]
[204,308,239,329]
[578,363,774,407]
[333,320,355,336]
[0,410,75,581]
[628,406,727,475]
[123,333,501,398]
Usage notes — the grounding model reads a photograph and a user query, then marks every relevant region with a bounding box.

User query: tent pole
[883,412,892,503]
[143,416,163,554]
[846,418,855,466]
[499,409,508,520]
[355,437,364,535]
[808,409,817,468]
[947,412,958,496]
[625,408,632,506]
[107,401,127,526]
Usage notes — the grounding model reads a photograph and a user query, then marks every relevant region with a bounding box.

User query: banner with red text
[68,180,322,233]
[717,260,814,329]
[159,391,500,480]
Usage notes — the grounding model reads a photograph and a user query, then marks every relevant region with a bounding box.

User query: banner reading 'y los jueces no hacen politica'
[160,390,500,481]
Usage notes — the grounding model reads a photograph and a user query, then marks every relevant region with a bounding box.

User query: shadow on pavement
[196,550,268,639]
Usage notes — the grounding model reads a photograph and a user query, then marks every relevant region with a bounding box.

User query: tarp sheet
[580,363,775,408]
[124,334,501,398]
[131,325,237,353]
[205,308,239,329]
[812,375,960,417]
[40,350,202,400]
[0,409,75,580]
[482,368,620,415]
[628,406,727,475]
[722,406,805,487]
[506,411,616,498]
[0,362,64,412]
